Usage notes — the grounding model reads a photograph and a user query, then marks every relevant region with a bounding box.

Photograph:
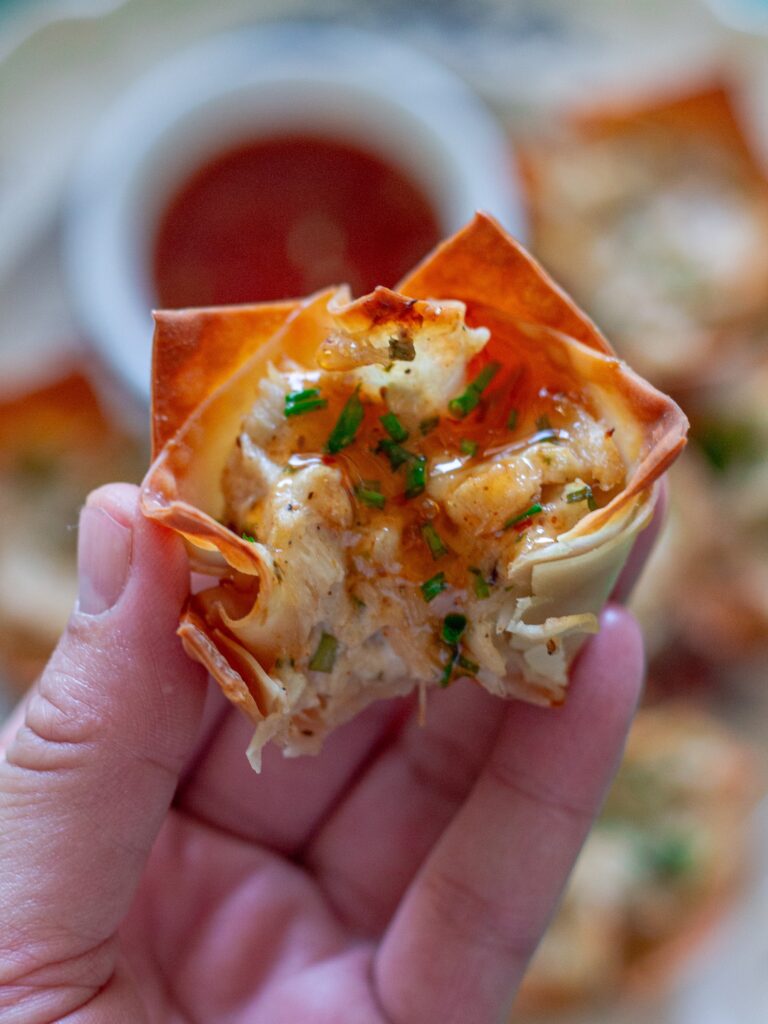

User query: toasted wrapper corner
[141,213,687,768]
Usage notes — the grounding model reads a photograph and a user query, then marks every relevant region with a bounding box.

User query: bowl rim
[64,21,526,407]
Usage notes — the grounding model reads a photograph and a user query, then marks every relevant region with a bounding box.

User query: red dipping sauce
[152,135,442,307]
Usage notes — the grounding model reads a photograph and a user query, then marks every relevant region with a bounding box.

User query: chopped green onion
[536,413,552,431]
[285,387,328,417]
[377,438,413,470]
[351,594,366,610]
[442,613,467,646]
[309,632,338,673]
[507,408,518,430]
[421,571,447,603]
[241,532,257,543]
[405,455,427,498]
[355,482,386,509]
[421,522,447,559]
[503,502,543,530]
[286,399,327,416]
[325,386,364,453]
[460,438,478,457]
[419,416,439,436]
[439,650,458,687]
[448,361,501,418]
[646,834,694,880]
[389,334,415,361]
[380,411,409,443]
[457,654,479,675]
[469,567,490,599]
[566,484,597,511]
[472,361,501,392]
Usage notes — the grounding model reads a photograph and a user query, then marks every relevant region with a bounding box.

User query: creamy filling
[218,313,625,712]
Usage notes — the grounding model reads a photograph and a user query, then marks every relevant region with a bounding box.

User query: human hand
[0,482,647,1024]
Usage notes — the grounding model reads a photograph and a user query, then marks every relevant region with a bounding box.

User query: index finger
[611,478,668,604]
[373,603,644,1024]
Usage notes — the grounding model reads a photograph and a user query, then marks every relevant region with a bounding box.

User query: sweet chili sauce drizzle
[263,322,606,591]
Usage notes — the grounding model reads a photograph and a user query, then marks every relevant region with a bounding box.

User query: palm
[123,686,501,1023]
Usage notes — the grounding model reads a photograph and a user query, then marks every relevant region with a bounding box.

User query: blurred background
[2,0,768,1021]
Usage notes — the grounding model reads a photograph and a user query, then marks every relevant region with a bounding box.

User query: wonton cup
[141,213,687,769]
[515,703,759,1015]
[520,83,768,392]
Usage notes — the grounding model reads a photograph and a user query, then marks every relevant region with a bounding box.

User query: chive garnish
[439,650,458,687]
[419,416,439,436]
[566,484,597,511]
[355,482,386,509]
[405,455,427,498]
[325,386,364,453]
[241,532,256,543]
[503,502,543,530]
[380,411,409,443]
[460,438,478,457]
[647,834,694,880]
[448,361,501,418]
[507,408,518,430]
[457,654,479,675]
[421,522,447,559]
[285,387,327,417]
[442,613,467,646]
[421,571,447,603]
[536,413,552,431]
[469,567,490,599]
[309,632,338,673]
[377,438,413,470]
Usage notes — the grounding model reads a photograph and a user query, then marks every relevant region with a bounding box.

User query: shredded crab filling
[216,308,626,737]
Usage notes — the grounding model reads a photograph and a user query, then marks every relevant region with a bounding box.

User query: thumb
[0,484,205,978]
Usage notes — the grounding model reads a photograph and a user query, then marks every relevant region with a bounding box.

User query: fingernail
[77,506,133,615]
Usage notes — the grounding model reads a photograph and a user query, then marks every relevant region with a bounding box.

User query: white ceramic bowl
[64,22,526,407]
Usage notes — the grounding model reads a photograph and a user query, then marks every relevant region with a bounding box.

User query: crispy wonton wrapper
[141,213,687,768]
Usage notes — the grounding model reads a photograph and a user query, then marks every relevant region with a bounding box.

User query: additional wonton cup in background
[519,82,768,394]
[141,213,687,767]
[514,703,760,1016]
[0,362,147,691]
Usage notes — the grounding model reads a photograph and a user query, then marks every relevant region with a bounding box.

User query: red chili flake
[511,517,533,532]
